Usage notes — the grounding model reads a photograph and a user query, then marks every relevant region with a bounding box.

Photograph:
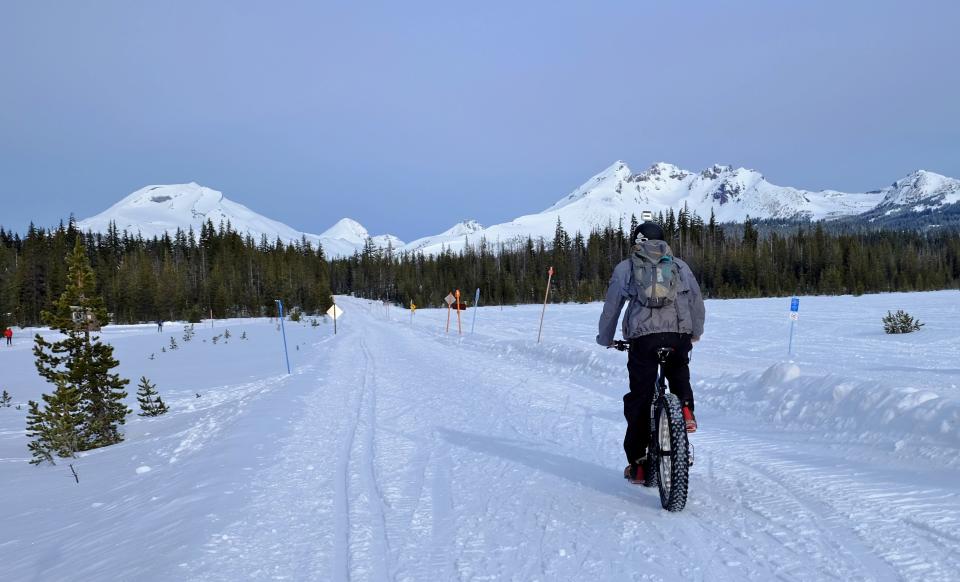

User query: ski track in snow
[2,293,960,581]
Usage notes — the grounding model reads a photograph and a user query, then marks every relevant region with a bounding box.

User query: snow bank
[701,362,959,449]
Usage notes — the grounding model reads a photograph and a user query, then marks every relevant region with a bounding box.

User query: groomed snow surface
[1,292,959,581]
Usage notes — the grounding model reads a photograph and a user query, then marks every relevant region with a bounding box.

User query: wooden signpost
[445,292,455,333]
[327,301,343,334]
[537,266,554,344]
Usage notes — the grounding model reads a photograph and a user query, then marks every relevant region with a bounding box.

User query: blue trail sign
[788,297,800,355]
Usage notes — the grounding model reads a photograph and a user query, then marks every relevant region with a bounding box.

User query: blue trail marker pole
[471,288,480,334]
[276,299,291,374]
[788,297,799,356]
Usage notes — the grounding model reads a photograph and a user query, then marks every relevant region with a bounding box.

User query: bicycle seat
[656,347,675,363]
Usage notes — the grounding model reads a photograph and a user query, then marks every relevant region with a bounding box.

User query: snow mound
[703,363,960,448]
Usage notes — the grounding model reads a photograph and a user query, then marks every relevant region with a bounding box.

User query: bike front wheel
[653,393,690,512]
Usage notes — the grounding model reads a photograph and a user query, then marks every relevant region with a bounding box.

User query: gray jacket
[596,243,706,345]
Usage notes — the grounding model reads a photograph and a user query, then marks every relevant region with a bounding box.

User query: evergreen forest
[1,210,959,329]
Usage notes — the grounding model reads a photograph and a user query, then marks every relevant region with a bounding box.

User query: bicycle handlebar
[607,340,630,352]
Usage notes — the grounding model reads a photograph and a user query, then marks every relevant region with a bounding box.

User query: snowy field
[1,291,959,581]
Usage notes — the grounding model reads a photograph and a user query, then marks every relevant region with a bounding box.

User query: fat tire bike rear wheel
[653,392,690,512]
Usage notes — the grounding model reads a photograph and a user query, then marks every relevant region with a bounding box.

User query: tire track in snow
[697,426,957,581]
[331,334,393,581]
[331,343,365,581]
[354,338,392,581]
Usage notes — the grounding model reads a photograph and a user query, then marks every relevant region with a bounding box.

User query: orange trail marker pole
[455,289,462,335]
[537,266,554,344]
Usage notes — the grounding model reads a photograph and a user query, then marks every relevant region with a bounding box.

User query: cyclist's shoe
[683,407,698,433]
[623,462,645,485]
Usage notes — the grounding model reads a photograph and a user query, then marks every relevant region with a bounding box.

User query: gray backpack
[631,241,681,308]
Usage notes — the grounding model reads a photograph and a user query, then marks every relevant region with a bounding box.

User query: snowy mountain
[318,218,405,257]
[78,183,403,257]
[79,166,958,259]
[401,162,956,255]
[871,170,960,214]
[78,183,315,244]
[402,219,485,252]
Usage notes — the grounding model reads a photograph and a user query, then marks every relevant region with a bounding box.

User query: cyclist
[597,218,705,484]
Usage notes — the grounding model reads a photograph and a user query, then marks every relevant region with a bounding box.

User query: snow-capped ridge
[79,184,403,258]
[877,170,960,208]
[79,183,309,244]
[404,161,959,255]
[78,163,959,260]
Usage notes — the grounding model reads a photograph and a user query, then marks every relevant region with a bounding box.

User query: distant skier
[3,327,12,346]
[157,320,163,333]
[597,218,705,485]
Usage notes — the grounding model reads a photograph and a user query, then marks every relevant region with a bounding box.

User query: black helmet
[631,221,665,243]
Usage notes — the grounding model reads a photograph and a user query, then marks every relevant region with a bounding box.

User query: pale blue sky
[1,1,958,239]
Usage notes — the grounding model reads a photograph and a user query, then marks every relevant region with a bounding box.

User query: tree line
[335,209,960,308]
[2,209,959,328]
[0,218,333,328]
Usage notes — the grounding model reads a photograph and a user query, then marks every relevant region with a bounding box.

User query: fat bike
[611,340,693,512]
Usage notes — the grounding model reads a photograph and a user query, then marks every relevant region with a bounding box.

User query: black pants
[623,332,694,463]
[5,337,10,345]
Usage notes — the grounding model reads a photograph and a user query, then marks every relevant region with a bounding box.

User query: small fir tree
[223,329,231,341]
[169,337,178,350]
[1,390,12,407]
[25,379,83,465]
[32,239,131,456]
[883,310,924,334]
[136,377,169,417]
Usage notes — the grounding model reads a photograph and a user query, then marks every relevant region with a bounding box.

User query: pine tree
[25,379,83,465]
[31,238,130,456]
[136,376,169,417]
[0,390,11,407]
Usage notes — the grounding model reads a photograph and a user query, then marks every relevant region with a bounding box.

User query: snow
[875,170,960,210]
[2,291,958,580]
[403,161,896,255]
[78,166,958,259]
[402,220,485,253]
[78,183,314,245]
[78,184,404,258]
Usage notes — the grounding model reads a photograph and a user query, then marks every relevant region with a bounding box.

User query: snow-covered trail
[179,297,960,582]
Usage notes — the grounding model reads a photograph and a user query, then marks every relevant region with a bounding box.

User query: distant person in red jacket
[3,327,11,346]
